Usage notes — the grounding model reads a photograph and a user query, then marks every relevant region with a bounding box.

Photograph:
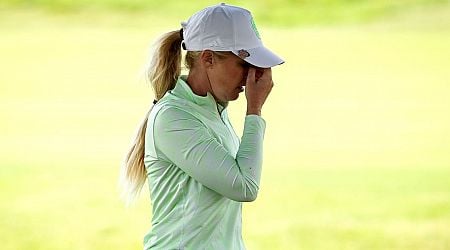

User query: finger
[259,68,272,82]
[246,67,256,85]
[255,68,264,81]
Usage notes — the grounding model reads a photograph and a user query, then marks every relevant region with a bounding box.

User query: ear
[200,50,214,69]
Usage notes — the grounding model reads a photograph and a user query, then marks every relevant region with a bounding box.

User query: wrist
[246,107,261,116]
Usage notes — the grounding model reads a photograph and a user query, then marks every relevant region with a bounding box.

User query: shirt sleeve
[153,106,266,202]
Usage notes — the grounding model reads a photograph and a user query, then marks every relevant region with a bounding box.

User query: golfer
[120,3,284,249]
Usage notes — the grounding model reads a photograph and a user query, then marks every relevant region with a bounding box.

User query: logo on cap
[251,18,261,39]
[238,49,250,59]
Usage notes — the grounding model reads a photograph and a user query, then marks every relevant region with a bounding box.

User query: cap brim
[232,46,284,68]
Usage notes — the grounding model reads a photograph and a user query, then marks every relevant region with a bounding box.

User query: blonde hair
[119,30,232,204]
[120,30,183,204]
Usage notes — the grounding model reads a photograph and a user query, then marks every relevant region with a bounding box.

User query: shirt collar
[171,76,228,114]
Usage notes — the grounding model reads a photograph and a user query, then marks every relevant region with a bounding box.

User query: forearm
[233,115,266,200]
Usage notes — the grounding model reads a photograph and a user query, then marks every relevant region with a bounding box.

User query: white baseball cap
[181,3,284,68]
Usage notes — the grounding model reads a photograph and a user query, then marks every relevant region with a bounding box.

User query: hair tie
[180,28,186,50]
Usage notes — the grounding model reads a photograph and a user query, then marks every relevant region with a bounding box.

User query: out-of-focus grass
[1,5,450,250]
[1,0,450,26]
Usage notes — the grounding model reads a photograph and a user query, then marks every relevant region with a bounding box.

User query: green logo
[251,18,261,39]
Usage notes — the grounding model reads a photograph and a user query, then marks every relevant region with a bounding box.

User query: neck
[186,70,228,109]
[186,68,211,97]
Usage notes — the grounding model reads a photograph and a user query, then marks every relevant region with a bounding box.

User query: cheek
[226,67,244,86]
[235,67,247,82]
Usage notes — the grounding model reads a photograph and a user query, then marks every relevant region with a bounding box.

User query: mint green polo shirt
[143,76,266,250]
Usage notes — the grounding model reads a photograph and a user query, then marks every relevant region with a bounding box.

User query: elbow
[226,175,260,202]
[230,194,258,202]
[240,193,258,202]
[230,186,259,202]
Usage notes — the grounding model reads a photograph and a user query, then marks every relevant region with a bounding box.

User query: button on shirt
[143,76,266,250]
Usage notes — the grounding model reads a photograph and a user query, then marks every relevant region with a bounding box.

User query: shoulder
[151,100,203,131]
[153,99,197,119]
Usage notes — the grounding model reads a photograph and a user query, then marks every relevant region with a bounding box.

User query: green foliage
[1,0,449,26]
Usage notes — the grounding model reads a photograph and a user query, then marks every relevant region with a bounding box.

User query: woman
[120,3,284,249]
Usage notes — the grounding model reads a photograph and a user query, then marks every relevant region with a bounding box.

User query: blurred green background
[1,0,450,249]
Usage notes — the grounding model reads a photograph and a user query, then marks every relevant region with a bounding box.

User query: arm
[153,107,266,202]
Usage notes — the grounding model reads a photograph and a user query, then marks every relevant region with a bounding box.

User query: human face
[206,52,251,102]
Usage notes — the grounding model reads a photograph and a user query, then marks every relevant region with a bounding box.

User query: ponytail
[120,30,183,204]
[149,30,183,99]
